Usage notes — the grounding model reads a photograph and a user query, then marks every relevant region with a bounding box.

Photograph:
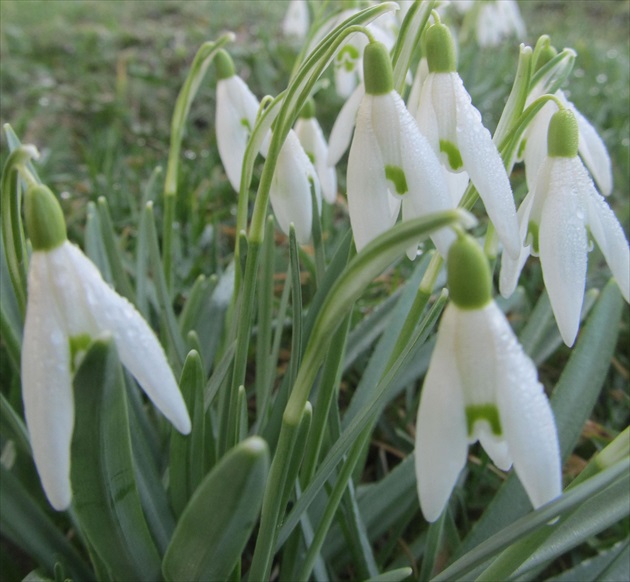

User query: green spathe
[425,22,457,73]
[25,183,67,251]
[447,234,492,309]
[548,109,579,158]
[215,49,235,80]
[363,41,394,95]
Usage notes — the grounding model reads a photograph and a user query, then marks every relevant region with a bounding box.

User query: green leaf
[547,538,629,582]
[0,466,93,581]
[365,567,414,582]
[162,437,270,582]
[169,350,207,518]
[71,338,162,581]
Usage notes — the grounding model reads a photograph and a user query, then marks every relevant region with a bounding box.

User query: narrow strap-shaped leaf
[546,538,629,582]
[0,466,93,581]
[364,567,414,582]
[455,280,624,557]
[169,350,206,518]
[71,338,162,581]
[162,437,269,582]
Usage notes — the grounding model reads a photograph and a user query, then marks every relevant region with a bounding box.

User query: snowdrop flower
[282,0,309,40]
[412,20,521,259]
[266,129,322,245]
[294,99,337,204]
[475,0,526,48]
[21,184,191,510]
[215,50,260,192]
[347,41,454,258]
[500,110,629,346]
[416,233,561,522]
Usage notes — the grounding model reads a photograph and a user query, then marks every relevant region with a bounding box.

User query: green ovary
[466,404,502,436]
[440,140,463,171]
[385,165,408,195]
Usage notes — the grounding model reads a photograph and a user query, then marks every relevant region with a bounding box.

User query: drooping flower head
[500,109,629,346]
[412,19,521,259]
[346,40,454,258]
[21,184,191,510]
[415,233,561,522]
[294,98,338,204]
[215,49,260,192]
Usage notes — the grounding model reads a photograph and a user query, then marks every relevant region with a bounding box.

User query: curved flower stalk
[282,0,309,40]
[412,19,521,259]
[500,110,630,347]
[21,183,191,510]
[294,99,337,204]
[347,41,453,258]
[416,234,561,522]
[215,49,261,192]
[264,129,322,244]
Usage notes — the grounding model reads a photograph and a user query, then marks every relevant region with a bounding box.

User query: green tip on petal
[215,49,235,80]
[299,98,316,119]
[548,109,579,158]
[447,233,492,309]
[425,22,457,73]
[363,41,394,95]
[25,183,67,251]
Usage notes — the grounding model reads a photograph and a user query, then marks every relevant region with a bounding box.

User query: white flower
[327,83,365,167]
[347,42,454,258]
[415,234,561,522]
[215,50,260,192]
[282,0,309,40]
[267,130,322,244]
[476,0,526,48]
[500,110,629,347]
[294,104,337,204]
[522,91,613,197]
[22,186,191,511]
[413,22,521,259]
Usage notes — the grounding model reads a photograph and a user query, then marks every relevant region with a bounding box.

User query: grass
[1,1,628,580]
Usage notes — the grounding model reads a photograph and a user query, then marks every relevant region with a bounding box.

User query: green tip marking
[440,140,463,171]
[466,404,502,437]
[385,165,408,195]
[527,220,540,254]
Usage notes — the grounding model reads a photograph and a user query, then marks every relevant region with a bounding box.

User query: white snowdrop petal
[22,253,74,510]
[453,75,520,259]
[572,104,613,196]
[327,84,364,166]
[370,94,405,170]
[65,245,191,434]
[407,58,428,117]
[216,77,260,192]
[347,97,400,251]
[499,188,536,298]
[523,101,556,190]
[415,305,468,522]
[476,426,512,471]
[580,172,630,301]
[488,302,562,509]
[539,159,588,347]
[295,118,337,204]
[414,74,440,155]
[269,131,319,244]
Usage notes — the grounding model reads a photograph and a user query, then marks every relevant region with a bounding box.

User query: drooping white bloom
[294,101,337,204]
[475,0,526,48]
[215,50,260,192]
[500,110,629,347]
[347,42,454,258]
[415,234,561,522]
[413,21,521,258]
[522,91,613,197]
[266,130,322,245]
[22,184,191,511]
[282,0,309,40]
